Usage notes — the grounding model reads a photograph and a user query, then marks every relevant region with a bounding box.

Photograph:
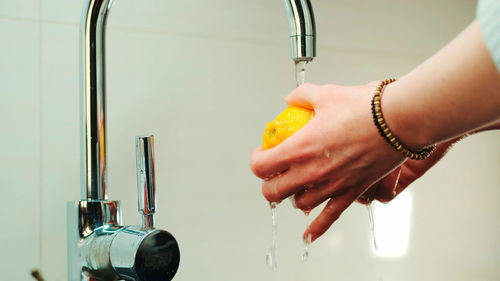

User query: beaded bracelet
[371,78,435,160]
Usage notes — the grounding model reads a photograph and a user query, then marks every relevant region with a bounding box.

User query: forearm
[383,20,500,150]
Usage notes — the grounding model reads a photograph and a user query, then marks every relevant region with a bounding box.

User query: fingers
[250,147,291,180]
[285,83,322,109]
[356,166,403,204]
[261,162,328,203]
[370,143,452,204]
[303,191,357,242]
[356,184,378,205]
[292,179,345,211]
[373,166,402,203]
[250,123,317,180]
[261,172,302,204]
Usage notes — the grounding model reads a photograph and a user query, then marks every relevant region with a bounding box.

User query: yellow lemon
[263,106,314,150]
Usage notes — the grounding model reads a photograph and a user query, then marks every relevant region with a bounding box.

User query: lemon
[262,106,314,150]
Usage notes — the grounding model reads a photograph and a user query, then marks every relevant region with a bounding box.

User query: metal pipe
[282,0,316,62]
[80,0,114,200]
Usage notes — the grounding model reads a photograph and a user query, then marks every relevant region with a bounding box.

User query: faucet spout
[282,0,316,62]
[81,0,114,200]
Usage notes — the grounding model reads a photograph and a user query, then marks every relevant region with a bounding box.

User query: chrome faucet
[67,0,315,280]
[67,0,180,280]
[283,0,316,62]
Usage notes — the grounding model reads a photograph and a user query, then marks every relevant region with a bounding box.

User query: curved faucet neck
[283,0,316,62]
[80,0,114,200]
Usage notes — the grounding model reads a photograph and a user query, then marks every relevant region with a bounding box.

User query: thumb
[285,83,321,110]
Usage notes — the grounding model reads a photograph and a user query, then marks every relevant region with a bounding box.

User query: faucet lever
[136,134,156,229]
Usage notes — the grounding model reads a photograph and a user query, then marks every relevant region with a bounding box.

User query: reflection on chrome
[283,0,316,62]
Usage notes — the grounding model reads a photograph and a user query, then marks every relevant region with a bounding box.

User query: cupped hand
[357,138,461,204]
[250,82,406,242]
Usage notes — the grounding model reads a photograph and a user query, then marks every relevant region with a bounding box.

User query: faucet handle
[135,135,156,229]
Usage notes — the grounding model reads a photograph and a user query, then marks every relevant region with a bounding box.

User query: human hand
[357,139,459,204]
[250,82,406,242]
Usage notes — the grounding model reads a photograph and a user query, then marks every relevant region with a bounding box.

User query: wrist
[381,79,435,151]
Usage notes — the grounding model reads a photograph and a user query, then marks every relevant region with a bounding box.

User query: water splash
[295,61,308,87]
[266,202,278,271]
[366,203,378,251]
[302,233,312,262]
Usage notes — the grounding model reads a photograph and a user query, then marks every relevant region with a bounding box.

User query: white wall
[1,0,499,280]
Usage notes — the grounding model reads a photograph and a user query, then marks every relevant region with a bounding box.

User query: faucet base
[67,201,180,281]
[67,200,122,281]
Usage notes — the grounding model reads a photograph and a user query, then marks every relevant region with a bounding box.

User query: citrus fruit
[262,106,315,150]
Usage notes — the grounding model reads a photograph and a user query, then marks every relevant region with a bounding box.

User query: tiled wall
[1,0,499,281]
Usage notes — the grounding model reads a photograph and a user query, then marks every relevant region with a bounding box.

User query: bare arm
[384,20,500,151]
[250,20,500,242]
[359,20,500,204]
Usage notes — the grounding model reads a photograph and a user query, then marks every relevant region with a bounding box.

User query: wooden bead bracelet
[371,78,435,160]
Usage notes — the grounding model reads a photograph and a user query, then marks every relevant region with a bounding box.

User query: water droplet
[266,247,277,271]
[264,172,283,181]
[302,234,312,262]
[301,250,309,262]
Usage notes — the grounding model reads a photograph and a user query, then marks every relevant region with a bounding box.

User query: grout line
[106,24,430,60]
[318,45,427,62]
[0,15,40,23]
[40,19,78,27]
[32,18,430,60]
[38,0,43,272]
[108,24,286,47]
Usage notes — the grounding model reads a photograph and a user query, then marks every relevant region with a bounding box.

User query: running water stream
[266,202,278,270]
[265,61,309,271]
[366,204,378,250]
[296,60,311,263]
[295,60,307,87]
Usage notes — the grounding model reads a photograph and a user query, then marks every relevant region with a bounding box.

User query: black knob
[135,230,180,281]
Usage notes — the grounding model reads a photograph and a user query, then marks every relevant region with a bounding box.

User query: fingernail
[303,233,312,245]
[303,232,316,244]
